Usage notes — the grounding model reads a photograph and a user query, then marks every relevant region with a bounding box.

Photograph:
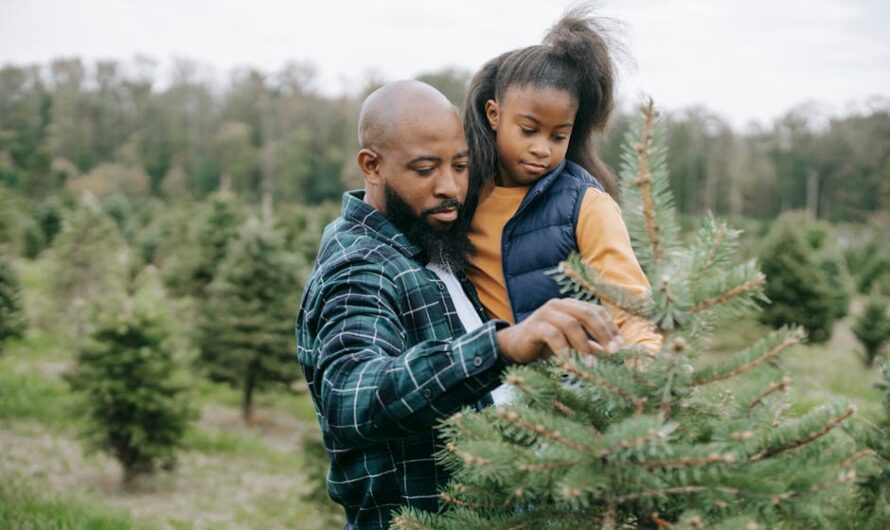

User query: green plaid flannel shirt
[296,191,511,530]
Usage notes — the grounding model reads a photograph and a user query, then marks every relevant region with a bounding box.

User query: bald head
[358,80,458,151]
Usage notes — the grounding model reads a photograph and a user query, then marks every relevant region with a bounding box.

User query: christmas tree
[197,217,303,424]
[0,250,27,354]
[393,101,866,529]
[758,216,836,343]
[65,288,193,485]
[852,291,890,367]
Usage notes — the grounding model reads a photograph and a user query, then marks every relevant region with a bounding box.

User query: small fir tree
[393,101,866,530]
[0,250,27,353]
[852,291,890,367]
[65,291,193,485]
[165,191,243,298]
[45,194,127,338]
[758,219,836,343]
[197,217,303,424]
[37,196,64,246]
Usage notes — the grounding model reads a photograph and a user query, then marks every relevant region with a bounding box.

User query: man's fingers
[540,323,570,356]
[547,311,596,354]
[557,299,621,352]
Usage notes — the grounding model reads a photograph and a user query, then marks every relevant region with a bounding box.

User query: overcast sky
[1,0,888,128]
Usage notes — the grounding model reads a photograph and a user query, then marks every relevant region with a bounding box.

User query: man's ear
[484,99,499,130]
[357,148,382,185]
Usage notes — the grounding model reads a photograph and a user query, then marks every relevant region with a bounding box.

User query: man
[296,80,620,529]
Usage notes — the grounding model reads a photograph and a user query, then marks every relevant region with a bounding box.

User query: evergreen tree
[37,196,64,246]
[831,363,890,529]
[0,250,27,353]
[852,292,890,367]
[65,290,193,485]
[800,219,852,320]
[758,219,836,343]
[393,101,864,530]
[197,217,302,423]
[45,194,127,338]
[164,191,243,298]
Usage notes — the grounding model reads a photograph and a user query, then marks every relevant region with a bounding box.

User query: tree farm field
[0,248,884,530]
[1,256,343,530]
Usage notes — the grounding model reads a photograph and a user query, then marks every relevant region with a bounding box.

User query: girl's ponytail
[542,6,619,197]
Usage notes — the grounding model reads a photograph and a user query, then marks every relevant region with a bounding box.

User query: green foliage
[0,251,27,351]
[164,192,243,298]
[300,428,347,527]
[799,218,853,319]
[65,290,194,483]
[0,477,152,530]
[758,215,836,343]
[852,292,890,367]
[20,217,45,259]
[37,196,65,245]
[197,217,303,422]
[394,103,861,530]
[45,194,127,338]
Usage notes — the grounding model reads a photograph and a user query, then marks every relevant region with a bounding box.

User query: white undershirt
[426,263,513,406]
[425,263,483,333]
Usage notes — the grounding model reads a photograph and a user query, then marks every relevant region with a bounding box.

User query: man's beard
[384,185,474,272]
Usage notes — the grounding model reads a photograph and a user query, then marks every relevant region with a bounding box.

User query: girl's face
[485,85,578,187]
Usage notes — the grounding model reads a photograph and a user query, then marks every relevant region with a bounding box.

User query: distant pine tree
[852,292,890,367]
[759,218,836,343]
[0,250,27,353]
[45,194,127,338]
[66,292,193,485]
[197,217,303,424]
[37,196,64,246]
[165,192,243,298]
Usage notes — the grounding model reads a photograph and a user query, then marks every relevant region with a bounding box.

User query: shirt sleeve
[576,188,663,354]
[308,260,511,448]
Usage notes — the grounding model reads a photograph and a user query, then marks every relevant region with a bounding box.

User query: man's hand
[495,299,622,364]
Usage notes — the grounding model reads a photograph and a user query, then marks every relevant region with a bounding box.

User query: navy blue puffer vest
[501,159,604,323]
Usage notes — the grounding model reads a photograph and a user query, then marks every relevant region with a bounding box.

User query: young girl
[463,8,661,389]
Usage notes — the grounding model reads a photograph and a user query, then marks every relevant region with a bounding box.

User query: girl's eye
[454,163,468,172]
[520,126,536,135]
[553,135,568,142]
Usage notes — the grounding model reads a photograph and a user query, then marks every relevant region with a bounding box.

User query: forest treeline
[1,57,888,221]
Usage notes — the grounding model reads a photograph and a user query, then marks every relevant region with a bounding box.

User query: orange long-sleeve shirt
[467,185,662,353]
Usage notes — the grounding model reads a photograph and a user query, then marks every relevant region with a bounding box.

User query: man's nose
[433,166,463,198]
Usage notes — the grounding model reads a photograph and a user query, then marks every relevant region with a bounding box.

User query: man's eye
[415,167,434,176]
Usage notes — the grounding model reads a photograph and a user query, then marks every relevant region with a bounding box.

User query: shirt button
[437,283,445,291]
[473,356,483,367]
[423,388,432,398]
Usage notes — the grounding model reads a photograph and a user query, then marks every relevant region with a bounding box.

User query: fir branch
[840,448,877,468]
[496,408,589,453]
[444,442,491,466]
[391,513,437,530]
[747,377,791,413]
[635,452,736,468]
[551,353,636,402]
[610,486,740,504]
[752,405,855,461]
[690,273,765,314]
[553,254,655,319]
[689,328,804,386]
[634,98,663,261]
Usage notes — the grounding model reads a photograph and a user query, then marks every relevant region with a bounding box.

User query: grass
[0,477,156,530]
